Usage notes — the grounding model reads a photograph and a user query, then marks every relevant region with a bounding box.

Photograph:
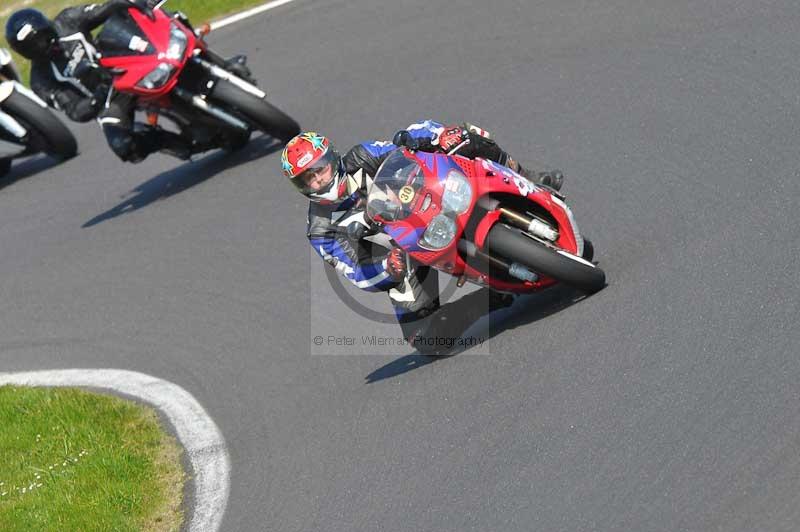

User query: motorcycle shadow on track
[83,136,283,228]
[0,155,65,190]
[365,284,590,384]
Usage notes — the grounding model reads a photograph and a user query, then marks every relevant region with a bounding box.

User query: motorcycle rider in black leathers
[282,121,565,354]
[5,3,250,163]
[5,3,194,162]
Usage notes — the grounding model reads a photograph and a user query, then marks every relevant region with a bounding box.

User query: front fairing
[367,149,476,261]
[97,8,196,98]
[369,150,585,293]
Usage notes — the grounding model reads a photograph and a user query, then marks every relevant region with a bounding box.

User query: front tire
[210,80,300,143]
[485,223,606,293]
[1,89,78,160]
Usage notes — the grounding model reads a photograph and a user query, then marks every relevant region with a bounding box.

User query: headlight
[166,25,188,61]
[137,63,176,89]
[441,170,473,214]
[420,214,457,250]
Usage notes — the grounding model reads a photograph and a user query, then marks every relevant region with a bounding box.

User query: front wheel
[210,80,300,143]
[1,89,77,160]
[484,223,606,293]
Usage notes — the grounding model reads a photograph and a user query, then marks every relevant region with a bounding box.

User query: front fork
[190,51,264,99]
[168,52,256,131]
[462,197,563,284]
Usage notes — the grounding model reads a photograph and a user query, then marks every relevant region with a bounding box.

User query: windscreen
[96,13,156,57]
[366,150,425,222]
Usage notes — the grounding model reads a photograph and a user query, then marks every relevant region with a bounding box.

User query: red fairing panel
[99,8,195,99]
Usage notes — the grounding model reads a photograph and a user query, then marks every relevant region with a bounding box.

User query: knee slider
[106,131,141,162]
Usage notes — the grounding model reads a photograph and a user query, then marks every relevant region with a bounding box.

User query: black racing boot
[538,170,564,191]
[152,130,193,160]
[518,166,564,191]
[128,128,191,162]
[582,238,594,262]
[488,291,516,311]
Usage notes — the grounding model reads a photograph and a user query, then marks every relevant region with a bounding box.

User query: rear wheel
[210,80,300,143]
[2,90,77,160]
[484,223,606,293]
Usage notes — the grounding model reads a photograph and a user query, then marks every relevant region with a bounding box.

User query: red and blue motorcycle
[364,145,606,296]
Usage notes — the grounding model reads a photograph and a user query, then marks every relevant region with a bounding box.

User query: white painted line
[210,0,302,30]
[0,369,230,532]
[556,249,598,268]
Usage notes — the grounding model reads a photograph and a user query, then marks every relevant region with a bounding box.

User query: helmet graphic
[282,132,347,204]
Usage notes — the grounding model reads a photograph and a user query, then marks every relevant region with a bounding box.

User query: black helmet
[5,9,57,60]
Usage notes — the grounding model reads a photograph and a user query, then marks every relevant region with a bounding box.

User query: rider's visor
[290,150,340,195]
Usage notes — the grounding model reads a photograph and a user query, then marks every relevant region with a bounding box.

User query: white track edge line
[3,0,297,527]
[210,0,301,30]
[0,369,230,532]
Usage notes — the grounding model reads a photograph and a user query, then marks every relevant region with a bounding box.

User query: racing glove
[437,124,470,153]
[118,0,156,19]
[386,248,407,280]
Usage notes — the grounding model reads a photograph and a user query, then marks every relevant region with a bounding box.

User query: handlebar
[392,129,467,155]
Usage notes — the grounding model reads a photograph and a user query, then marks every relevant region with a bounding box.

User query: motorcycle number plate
[398,186,415,204]
[128,36,149,53]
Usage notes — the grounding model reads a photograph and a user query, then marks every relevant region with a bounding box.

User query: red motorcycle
[93,2,299,153]
[364,146,606,295]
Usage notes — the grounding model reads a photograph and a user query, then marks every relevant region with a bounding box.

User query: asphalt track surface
[2,0,800,530]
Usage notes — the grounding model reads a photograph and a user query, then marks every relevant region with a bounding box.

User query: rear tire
[485,223,606,293]
[210,80,300,143]
[2,90,78,160]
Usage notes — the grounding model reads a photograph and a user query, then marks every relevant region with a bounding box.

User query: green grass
[168,0,274,25]
[0,386,184,532]
[1,0,272,82]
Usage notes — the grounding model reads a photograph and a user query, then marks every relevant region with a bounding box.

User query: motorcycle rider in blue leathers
[283,120,564,354]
